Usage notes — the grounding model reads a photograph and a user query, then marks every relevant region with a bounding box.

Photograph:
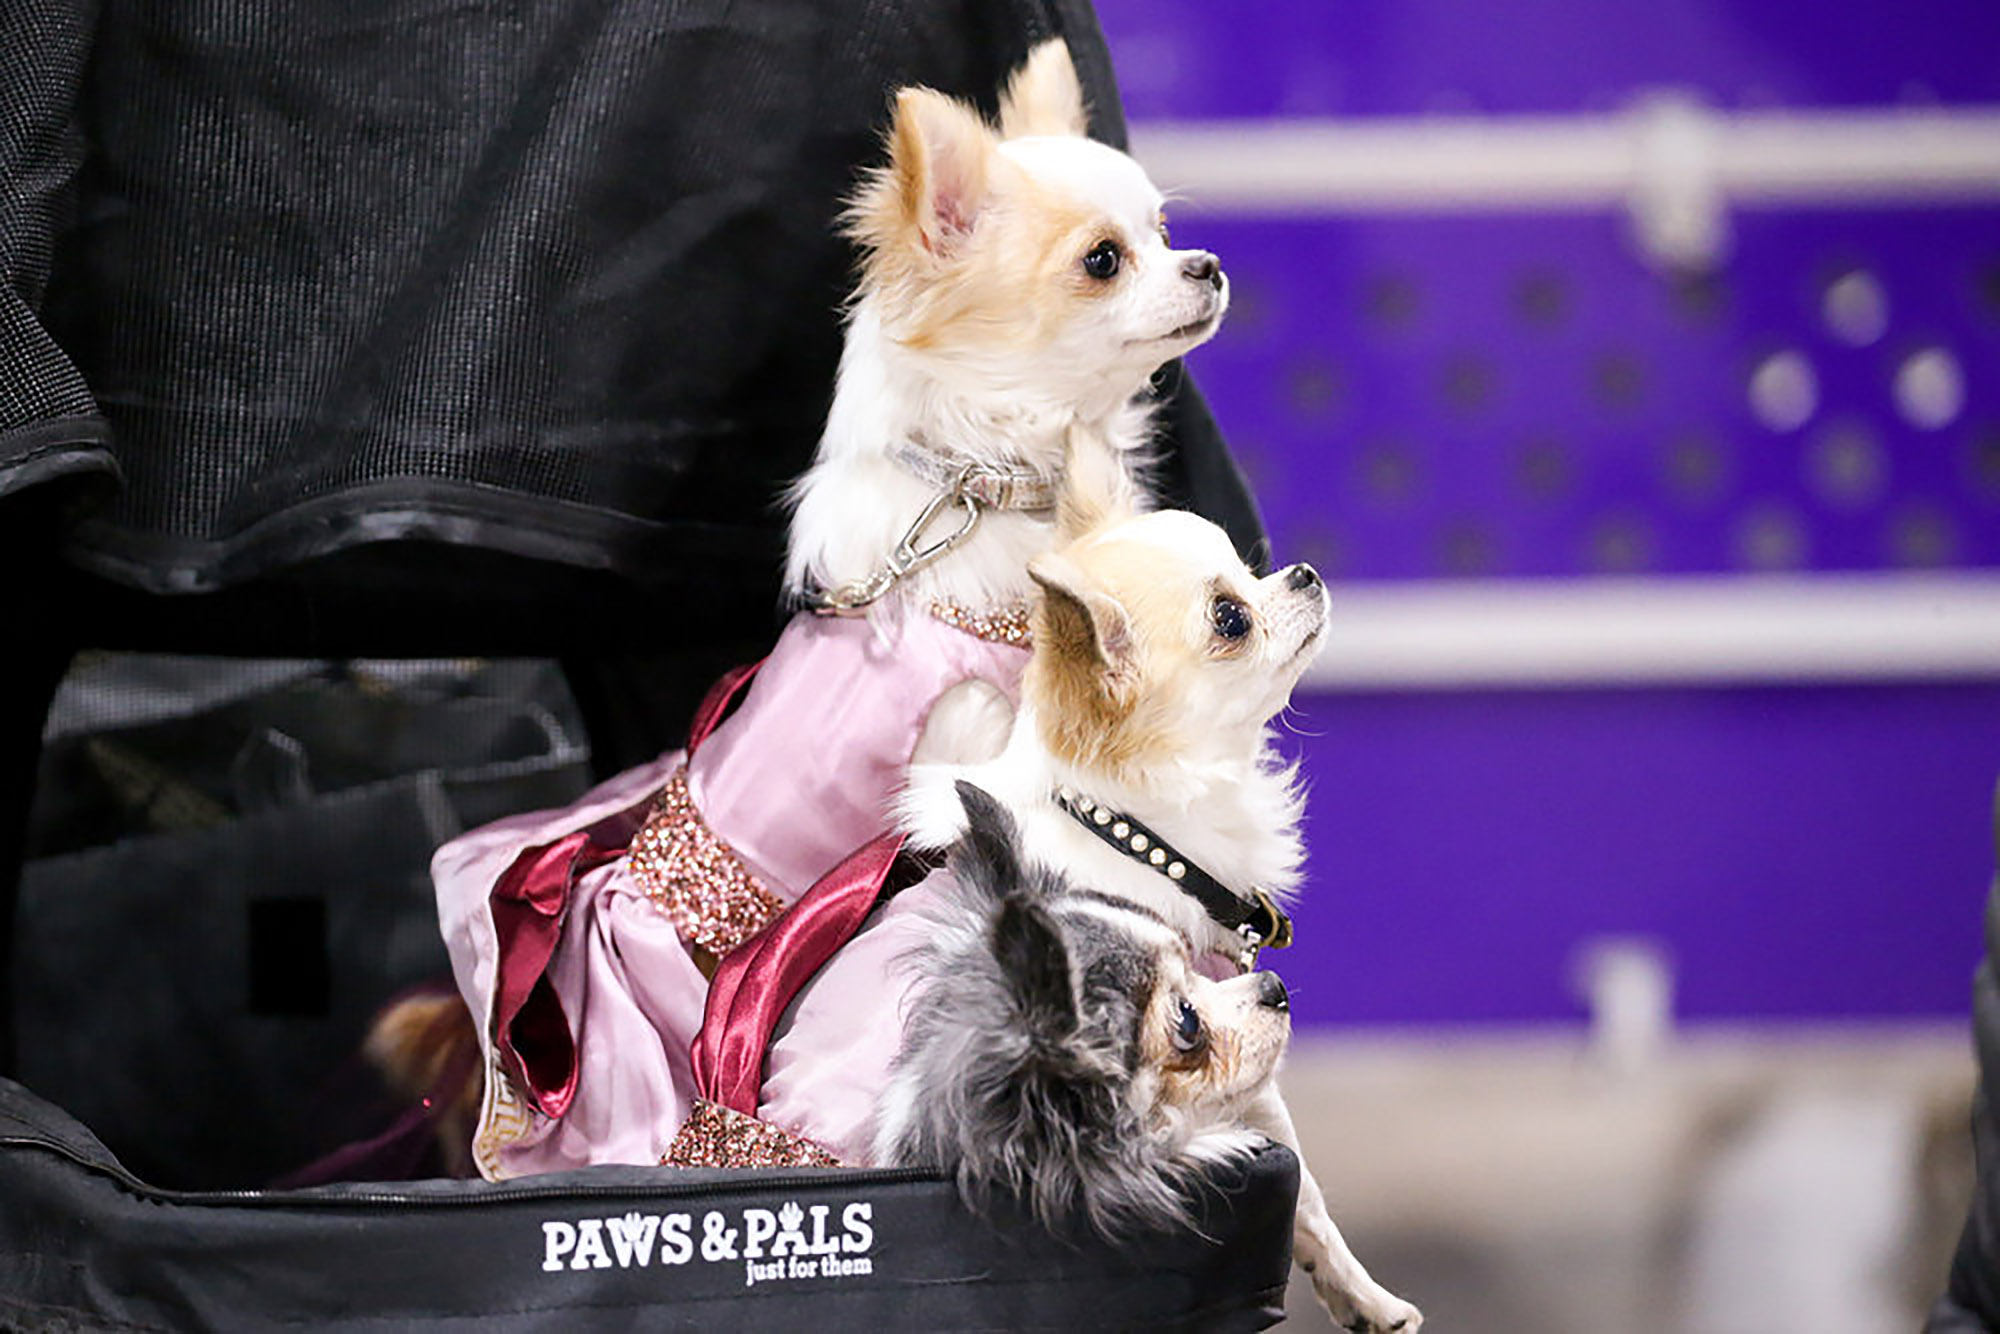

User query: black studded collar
[1052,787,1293,967]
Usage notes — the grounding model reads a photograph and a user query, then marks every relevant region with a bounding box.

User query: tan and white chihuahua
[785,39,1226,618]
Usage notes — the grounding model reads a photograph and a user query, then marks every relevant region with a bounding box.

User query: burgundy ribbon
[686,659,763,757]
[692,831,906,1116]
[489,809,644,1118]
[489,655,925,1127]
[483,658,763,1120]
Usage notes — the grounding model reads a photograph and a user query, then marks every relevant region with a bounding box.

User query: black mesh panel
[0,0,116,506]
[37,0,1206,594]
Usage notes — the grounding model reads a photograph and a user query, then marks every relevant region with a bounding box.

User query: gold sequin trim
[473,1050,533,1181]
[929,600,1033,647]
[661,1098,842,1168]
[628,767,786,958]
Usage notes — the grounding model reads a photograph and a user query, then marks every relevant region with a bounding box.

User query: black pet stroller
[0,0,1297,1327]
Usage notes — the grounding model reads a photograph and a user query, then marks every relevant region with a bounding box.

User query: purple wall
[1188,208,2000,584]
[1098,0,2000,119]
[1276,685,1999,1026]
[1095,1,2000,1024]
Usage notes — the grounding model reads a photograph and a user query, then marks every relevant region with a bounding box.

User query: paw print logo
[771,1199,813,1258]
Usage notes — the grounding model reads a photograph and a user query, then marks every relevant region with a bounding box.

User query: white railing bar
[1304,572,2000,689]
[1132,106,2000,214]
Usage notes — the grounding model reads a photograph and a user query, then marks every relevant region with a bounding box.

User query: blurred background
[1087,0,2000,1328]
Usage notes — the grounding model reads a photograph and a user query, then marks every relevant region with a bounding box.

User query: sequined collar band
[885,436,1062,513]
[929,600,1032,647]
[1052,786,1294,969]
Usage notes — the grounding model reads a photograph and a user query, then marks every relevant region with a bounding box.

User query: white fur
[783,303,1178,619]
[910,678,1015,767]
[899,703,1301,961]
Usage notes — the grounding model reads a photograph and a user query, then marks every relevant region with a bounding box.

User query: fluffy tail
[363,989,483,1177]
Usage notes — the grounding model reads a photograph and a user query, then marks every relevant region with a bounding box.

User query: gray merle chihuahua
[878,783,1419,1332]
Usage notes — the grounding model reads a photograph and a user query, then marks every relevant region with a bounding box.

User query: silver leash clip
[811,465,987,614]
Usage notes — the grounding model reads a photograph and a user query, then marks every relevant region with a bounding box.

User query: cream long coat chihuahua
[784,40,1225,617]
[897,511,1423,1332]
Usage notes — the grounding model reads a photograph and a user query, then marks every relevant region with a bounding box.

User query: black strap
[1052,789,1291,951]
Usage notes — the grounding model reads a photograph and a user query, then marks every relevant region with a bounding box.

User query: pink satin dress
[431,609,1027,1179]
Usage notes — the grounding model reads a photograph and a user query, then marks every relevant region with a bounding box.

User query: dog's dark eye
[1211,595,1252,641]
[1081,240,1122,281]
[1157,216,1171,246]
[1171,998,1203,1053]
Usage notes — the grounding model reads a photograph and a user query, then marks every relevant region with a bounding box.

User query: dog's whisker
[1275,703,1326,740]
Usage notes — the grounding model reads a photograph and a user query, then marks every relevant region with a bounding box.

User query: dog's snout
[1256,970,1289,1012]
[1181,252,1222,288]
[1284,563,1321,592]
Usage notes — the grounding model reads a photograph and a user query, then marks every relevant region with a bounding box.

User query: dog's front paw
[1317,1274,1422,1334]
[913,678,1015,765]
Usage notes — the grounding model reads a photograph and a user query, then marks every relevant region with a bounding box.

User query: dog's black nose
[1256,971,1289,1011]
[1181,252,1222,288]
[1284,563,1321,592]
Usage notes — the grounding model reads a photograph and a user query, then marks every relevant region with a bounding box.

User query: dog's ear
[879,86,996,257]
[952,780,1025,904]
[1026,551,1141,769]
[998,40,1088,139]
[992,894,1078,1042]
[1028,551,1132,674]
